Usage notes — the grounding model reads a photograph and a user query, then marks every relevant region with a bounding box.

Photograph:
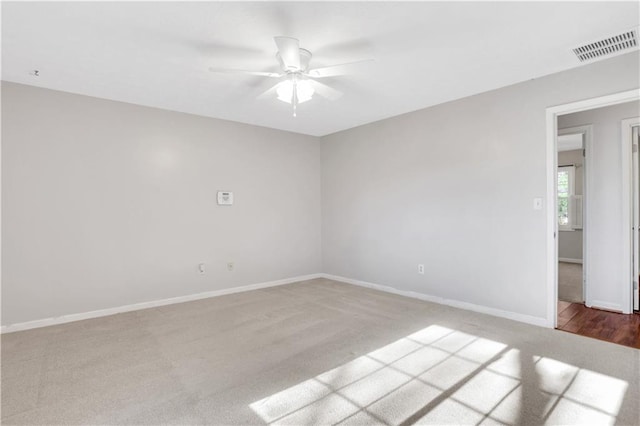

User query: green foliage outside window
[558,170,569,226]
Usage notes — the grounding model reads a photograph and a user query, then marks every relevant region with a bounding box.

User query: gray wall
[321,52,639,322]
[559,101,640,311]
[3,52,639,327]
[557,149,584,261]
[2,82,322,325]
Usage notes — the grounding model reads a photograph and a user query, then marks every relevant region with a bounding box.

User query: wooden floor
[557,301,640,348]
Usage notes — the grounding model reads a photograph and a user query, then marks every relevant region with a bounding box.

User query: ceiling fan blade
[256,83,280,100]
[310,80,343,101]
[306,59,374,78]
[208,67,282,78]
[274,36,301,71]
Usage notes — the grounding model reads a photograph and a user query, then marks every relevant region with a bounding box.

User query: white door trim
[545,89,640,328]
[622,118,640,313]
[633,125,640,311]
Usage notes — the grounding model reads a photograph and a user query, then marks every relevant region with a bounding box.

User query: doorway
[546,90,640,347]
[556,128,587,306]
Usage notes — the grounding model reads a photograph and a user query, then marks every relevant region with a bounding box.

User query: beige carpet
[2,278,639,425]
[558,262,583,303]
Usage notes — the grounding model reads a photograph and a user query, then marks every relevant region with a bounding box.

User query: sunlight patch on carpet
[249,325,628,425]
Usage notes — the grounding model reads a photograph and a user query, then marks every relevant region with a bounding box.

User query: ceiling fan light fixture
[276,80,293,103]
[296,80,314,103]
[276,79,314,104]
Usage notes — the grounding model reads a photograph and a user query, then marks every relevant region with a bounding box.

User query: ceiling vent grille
[573,29,638,62]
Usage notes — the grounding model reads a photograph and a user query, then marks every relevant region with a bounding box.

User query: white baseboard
[587,300,623,313]
[2,272,552,333]
[1,274,322,334]
[559,258,583,264]
[321,273,549,328]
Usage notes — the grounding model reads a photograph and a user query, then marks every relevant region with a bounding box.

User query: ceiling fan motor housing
[277,48,312,72]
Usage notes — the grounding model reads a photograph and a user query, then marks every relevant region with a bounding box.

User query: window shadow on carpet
[249,325,628,425]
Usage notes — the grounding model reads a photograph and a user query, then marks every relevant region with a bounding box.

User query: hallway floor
[557,262,583,303]
[557,301,640,348]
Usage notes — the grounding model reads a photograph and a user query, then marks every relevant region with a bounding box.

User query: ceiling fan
[209,36,373,117]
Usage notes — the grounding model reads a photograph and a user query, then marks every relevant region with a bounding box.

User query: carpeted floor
[2,278,639,425]
[558,262,583,303]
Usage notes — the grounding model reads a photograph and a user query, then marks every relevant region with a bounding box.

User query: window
[558,166,575,230]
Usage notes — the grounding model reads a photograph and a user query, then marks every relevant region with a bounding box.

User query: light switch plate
[217,191,233,205]
[533,197,543,210]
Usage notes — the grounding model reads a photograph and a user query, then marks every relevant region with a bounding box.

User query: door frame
[545,89,640,328]
[557,125,591,305]
[622,118,640,312]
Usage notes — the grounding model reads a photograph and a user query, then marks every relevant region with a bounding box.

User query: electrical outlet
[418,264,425,274]
[227,262,234,272]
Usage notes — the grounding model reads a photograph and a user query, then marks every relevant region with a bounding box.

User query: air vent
[573,29,638,62]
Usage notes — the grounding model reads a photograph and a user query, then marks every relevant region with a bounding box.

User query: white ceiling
[2,2,639,137]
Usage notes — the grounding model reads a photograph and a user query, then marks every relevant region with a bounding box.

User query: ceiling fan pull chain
[292,76,298,117]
